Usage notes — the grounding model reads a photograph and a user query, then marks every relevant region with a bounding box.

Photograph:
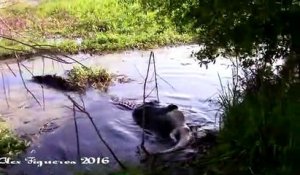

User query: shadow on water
[0,45,234,174]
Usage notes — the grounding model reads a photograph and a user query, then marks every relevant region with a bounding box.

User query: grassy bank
[0,0,194,59]
[0,120,28,159]
[196,69,300,175]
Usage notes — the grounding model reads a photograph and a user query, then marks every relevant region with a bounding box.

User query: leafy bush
[67,66,112,91]
[0,122,29,158]
[201,67,300,175]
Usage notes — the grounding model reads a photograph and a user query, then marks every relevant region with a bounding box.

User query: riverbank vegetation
[0,0,195,59]
[1,0,299,174]
[32,66,112,91]
[0,121,28,158]
[166,0,299,174]
[68,66,112,91]
[194,69,300,175]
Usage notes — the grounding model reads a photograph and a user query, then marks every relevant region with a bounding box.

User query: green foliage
[200,68,300,175]
[82,32,193,52]
[67,66,112,91]
[0,39,32,59]
[56,40,80,54]
[0,122,29,157]
[0,0,194,58]
[166,0,300,72]
[139,0,198,33]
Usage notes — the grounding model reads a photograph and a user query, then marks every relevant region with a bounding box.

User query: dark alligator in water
[111,97,193,154]
[31,75,78,91]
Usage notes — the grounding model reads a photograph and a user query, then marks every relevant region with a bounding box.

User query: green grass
[0,121,29,158]
[67,66,112,91]
[0,0,194,59]
[198,69,300,175]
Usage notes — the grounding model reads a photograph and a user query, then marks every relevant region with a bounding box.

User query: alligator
[111,97,193,154]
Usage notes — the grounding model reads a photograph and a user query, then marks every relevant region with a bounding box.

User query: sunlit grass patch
[0,121,29,158]
[0,0,194,58]
[67,66,112,91]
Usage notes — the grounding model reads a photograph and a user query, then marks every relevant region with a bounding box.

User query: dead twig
[5,63,16,77]
[79,94,86,109]
[20,63,34,76]
[20,61,46,109]
[67,95,127,170]
[41,85,45,110]
[145,86,156,99]
[151,52,160,102]
[156,73,176,90]
[31,61,35,75]
[72,104,81,164]
[0,35,87,68]
[15,53,41,106]
[6,75,10,98]
[1,71,9,108]
[140,51,152,155]
[134,64,145,79]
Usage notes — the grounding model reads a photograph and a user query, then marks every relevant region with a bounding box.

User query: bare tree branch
[79,94,86,109]
[151,51,160,102]
[66,95,127,170]
[0,35,35,48]
[72,104,81,163]
[156,73,176,90]
[0,45,27,52]
[134,64,145,79]
[5,63,16,77]
[1,71,9,107]
[140,51,153,155]
[0,35,87,68]
[15,53,41,106]
[145,86,156,99]
[20,63,34,76]
[41,85,45,110]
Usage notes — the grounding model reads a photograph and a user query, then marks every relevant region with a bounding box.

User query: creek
[0,45,234,174]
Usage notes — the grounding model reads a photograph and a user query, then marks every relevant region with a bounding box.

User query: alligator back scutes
[110,96,138,110]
